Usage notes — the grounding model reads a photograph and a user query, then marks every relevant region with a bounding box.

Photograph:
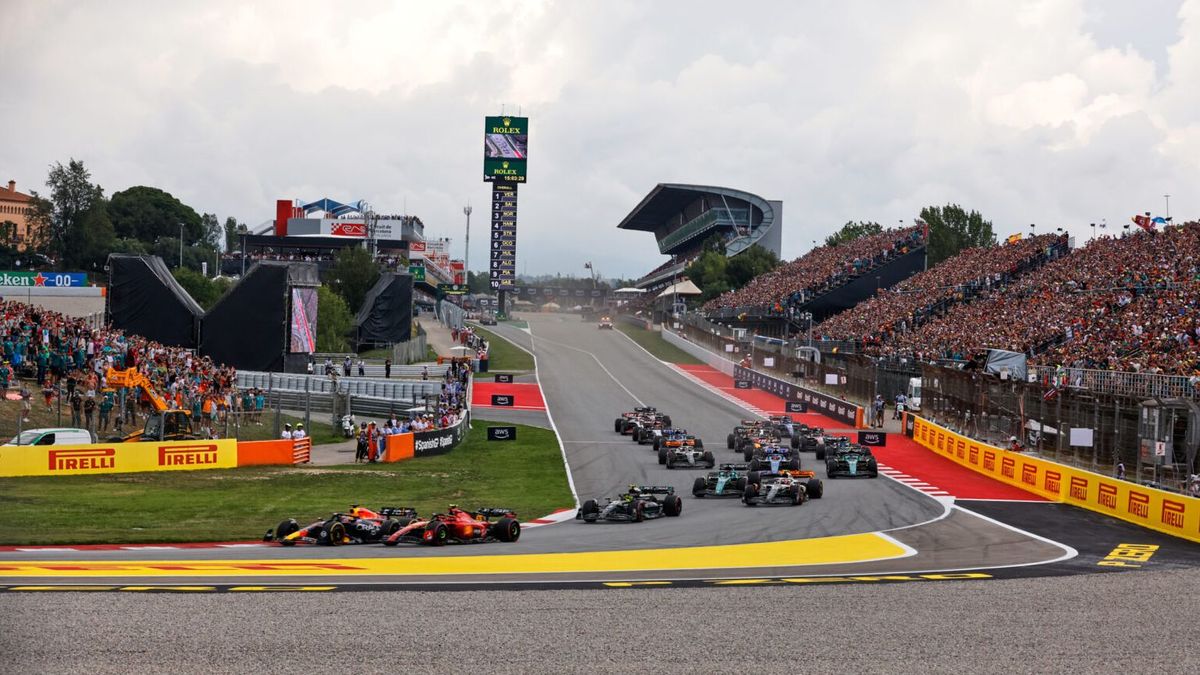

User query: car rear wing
[474,507,516,518]
[778,469,817,478]
[635,485,675,495]
[379,507,418,519]
[719,463,750,471]
[634,406,657,413]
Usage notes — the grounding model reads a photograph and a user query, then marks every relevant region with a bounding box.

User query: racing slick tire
[320,520,346,546]
[381,519,401,538]
[734,477,747,492]
[806,478,824,499]
[791,435,800,449]
[816,447,826,461]
[663,495,682,517]
[665,451,677,469]
[424,521,449,546]
[788,457,801,471]
[727,433,735,449]
[742,483,759,506]
[702,450,716,468]
[614,419,624,433]
[663,416,672,427]
[749,458,762,473]
[653,437,661,452]
[695,438,704,450]
[743,447,754,462]
[658,447,668,465]
[790,484,805,506]
[692,477,707,498]
[275,519,299,545]
[747,471,762,486]
[492,517,521,542]
[632,501,645,523]
[581,499,600,523]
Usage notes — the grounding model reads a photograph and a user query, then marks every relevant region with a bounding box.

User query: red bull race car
[265,505,408,546]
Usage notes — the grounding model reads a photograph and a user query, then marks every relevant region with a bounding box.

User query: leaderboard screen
[483,116,528,183]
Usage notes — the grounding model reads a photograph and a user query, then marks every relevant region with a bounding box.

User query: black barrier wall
[734,364,862,427]
[200,263,290,371]
[106,255,203,347]
[412,417,470,457]
[355,273,413,347]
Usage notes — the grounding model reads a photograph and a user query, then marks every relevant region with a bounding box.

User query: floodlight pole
[463,204,473,283]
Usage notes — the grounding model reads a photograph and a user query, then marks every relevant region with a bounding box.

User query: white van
[4,428,96,446]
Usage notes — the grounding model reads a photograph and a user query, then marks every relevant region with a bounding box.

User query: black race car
[747,445,801,473]
[265,505,413,546]
[727,419,771,450]
[742,470,824,506]
[577,485,683,523]
[791,424,826,450]
[768,415,796,437]
[816,434,852,461]
[740,432,783,461]
[692,463,751,498]
[825,443,879,478]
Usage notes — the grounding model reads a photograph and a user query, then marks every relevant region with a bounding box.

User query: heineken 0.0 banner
[0,271,88,287]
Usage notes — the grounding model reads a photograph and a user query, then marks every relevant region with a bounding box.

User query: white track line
[532,333,644,407]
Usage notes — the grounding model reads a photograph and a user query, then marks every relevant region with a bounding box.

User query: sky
[2,0,1198,280]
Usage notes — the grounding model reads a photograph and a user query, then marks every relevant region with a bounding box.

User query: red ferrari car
[383,506,521,546]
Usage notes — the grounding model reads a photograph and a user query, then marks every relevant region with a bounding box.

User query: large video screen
[289,287,318,353]
[483,115,528,183]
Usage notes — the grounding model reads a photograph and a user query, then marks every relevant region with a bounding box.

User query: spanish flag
[1006,233,1023,245]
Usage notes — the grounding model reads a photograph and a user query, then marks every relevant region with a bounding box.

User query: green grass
[616,323,704,365]
[0,423,572,545]
[225,414,342,445]
[469,325,535,372]
[358,347,393,360]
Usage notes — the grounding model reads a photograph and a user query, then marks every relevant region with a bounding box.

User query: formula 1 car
[265,505,410,546]
[741,432,784,462]
[727,419,772,449]
[577,485,683,523]
[743,470,824,506]
[614,408,672,435]
[598,316,614,329]
[825,443,879,478]
[692,463,751,498]
[634,418,671,445]
[383,506,521,546]
[659,434,716,469]
[768,414,796,438]
[748,445,801,473]
[816,434,852,461]
[791,424,826,450]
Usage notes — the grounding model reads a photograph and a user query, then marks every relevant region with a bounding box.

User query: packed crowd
[0,300,238,436]
[223,249,336,262]
[814,234,1067,345]
[875,224,1200,375]
[704,226,924,311]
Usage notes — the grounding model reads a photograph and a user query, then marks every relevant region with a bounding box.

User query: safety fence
[906,413,1200,543]
[1029,365,1198,400]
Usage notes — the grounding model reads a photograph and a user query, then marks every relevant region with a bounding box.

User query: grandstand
[617,184,782,298]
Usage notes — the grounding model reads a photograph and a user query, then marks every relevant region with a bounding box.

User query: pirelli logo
[936,432,945,451]
[1161,500,1185,530]
[1020,462,1036,487]
[983,451,995,472]
[158,444,219,467]
[1127,491,1150,519]
[48,448,115,471]
[1069,476,1088,501]
[969,445,979,465]
[1098,483,1118,509]
[1044,470,1061,493]
[1001,457,1015,480]
[955,440,965,460]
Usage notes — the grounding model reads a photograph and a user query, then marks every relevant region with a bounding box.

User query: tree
[223,216,241,252]
[684,244,779,305]
[825,221,883,248]
[467,270,491,294]
[316,286,353,352]
[172,267,230,310]
[0,220,16,247]
[108,186,203,246]
[201,212,222,250]
[920,204,996,266]
[73,202,116,270]
[326,246,379,311]
[29,158,104,267]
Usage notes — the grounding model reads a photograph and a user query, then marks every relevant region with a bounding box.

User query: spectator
[83,393,96,430]
[281,423,293,440]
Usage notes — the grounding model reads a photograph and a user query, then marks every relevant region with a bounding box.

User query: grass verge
[469,325,535,372]
[0,423,572,545]
[616,323,704,365]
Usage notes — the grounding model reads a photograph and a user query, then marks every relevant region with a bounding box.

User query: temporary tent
[656,279,702,299]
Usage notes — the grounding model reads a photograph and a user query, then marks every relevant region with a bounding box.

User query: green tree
[467,270,491,294]
[825,221,883,248]
[684,244,779,305]
[223,216,241,252]
[725,244,779,288]
[316,285,353,352]
[172,267,230,310]
[201,212,222,250]
[150,236,219,272]
[74,202,116,270]
[29,158,104,268]
[326,246,379,311]
[0,220,17,247]
[920,204,996,266]
[108,185,203,246]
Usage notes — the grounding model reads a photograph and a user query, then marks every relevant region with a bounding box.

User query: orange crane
[105,367,197,442]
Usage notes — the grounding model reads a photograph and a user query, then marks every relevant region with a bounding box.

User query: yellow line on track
[0,533,907,578]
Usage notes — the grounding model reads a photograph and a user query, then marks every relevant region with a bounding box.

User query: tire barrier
[907,414,1200,543]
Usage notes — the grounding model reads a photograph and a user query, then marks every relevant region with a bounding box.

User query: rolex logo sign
[503,117,511,127]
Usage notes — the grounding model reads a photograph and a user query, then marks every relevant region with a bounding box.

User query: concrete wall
[662,327,734,375]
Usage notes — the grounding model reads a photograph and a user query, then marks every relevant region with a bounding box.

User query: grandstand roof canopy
[617,183,768,232]
[301,197,366,217]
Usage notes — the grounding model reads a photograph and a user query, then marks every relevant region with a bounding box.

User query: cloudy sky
[2,0,1197,279]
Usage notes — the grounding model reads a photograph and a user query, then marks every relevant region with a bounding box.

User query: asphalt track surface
[4,313,1200,672]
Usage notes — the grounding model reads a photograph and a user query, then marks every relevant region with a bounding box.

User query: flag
[1043,386,1060,401]
[1132,214,1154,232]
[1152,217,1168,227]
[1006,233,1023,245]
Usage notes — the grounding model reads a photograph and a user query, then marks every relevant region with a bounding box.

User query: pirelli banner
[733,365,865,428]
[907,414,1200,543]
[0,439,239,478]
